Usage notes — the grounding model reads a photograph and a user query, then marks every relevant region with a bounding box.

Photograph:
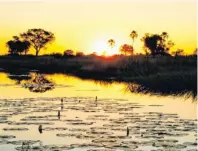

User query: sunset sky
[0,0,197,55]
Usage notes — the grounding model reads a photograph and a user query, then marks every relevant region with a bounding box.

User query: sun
[92,40,108,55]
[92,40,120,56]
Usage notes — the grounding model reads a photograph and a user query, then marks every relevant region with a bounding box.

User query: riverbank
[0,55,197,96]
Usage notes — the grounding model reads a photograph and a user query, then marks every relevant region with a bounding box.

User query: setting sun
[92,39,120,56]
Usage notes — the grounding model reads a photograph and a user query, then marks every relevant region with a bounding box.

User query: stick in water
[38,125,42,133]
[127,127,129,136]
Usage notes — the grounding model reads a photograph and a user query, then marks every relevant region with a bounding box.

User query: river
[0,72,197,151]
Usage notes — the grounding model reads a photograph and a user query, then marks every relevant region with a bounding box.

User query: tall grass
[0,55,196,96]
[0,55,196,76]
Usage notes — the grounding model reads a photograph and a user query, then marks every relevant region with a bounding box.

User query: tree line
[5,28,197,57]
[109,31,175,56]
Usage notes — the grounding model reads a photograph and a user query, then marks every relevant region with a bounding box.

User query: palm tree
[108,39,115,50]
[130,30,138,48]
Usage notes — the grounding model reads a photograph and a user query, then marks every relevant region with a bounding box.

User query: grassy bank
[0,55,197,96]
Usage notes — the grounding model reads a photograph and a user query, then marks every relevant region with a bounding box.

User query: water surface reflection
[0,72,197,151]
[1,71,197,98]
[0,72,196,119]
[23,73,54,93]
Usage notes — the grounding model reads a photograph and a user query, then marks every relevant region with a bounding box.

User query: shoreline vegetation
[0,54,197,98]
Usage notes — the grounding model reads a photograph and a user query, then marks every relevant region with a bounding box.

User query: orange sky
[0,0,197,55]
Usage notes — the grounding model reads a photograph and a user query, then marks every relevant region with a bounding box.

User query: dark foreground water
[0,72,197,151]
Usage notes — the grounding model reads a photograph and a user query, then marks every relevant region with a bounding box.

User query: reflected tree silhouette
[125,81,197,99]
[93,80,114,87]
[23,74,55,93]
[6,71,31,84]
[125,83,148,94]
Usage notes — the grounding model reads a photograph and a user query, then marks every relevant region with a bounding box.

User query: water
[0,72,197,151]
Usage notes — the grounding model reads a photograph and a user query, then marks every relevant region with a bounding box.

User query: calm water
[0,72,197,151]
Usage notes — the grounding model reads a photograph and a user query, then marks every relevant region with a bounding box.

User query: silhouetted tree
[89,52,97,56]
[194,48,198,55]
[142,46,149,55]
[64,49,74,56]
[6,40,17,55]
[172,49,184,56]
[6,36,30,55]
[130,30,138,48]
[76,52,85,57]
[108,39,115,49]
[141,32,174,56]
[20,28,55,56]
[119,44,134,55]
[23,41,31,55]
[51,52,62,58]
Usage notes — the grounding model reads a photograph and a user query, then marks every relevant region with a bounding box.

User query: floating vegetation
[87,149,114,151]
[104,143,137,150]
[0,135,16,140]
[66,121,95,126]
[42,127,68,131]
[56,133,80,137]
[76,134,97,139]
[149,105,164,107]
[105,135,132,139]
[8,121,54,125]
[183,142,197,146]
[0,97,196,150]
[153,142,187,149]
[69,128,87,132]
[86,131,113,136]
[3,127,29,131]
[90,127,108,131]
[15,144,73,151]
[7,140,41,145]
[0,140,8,145]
